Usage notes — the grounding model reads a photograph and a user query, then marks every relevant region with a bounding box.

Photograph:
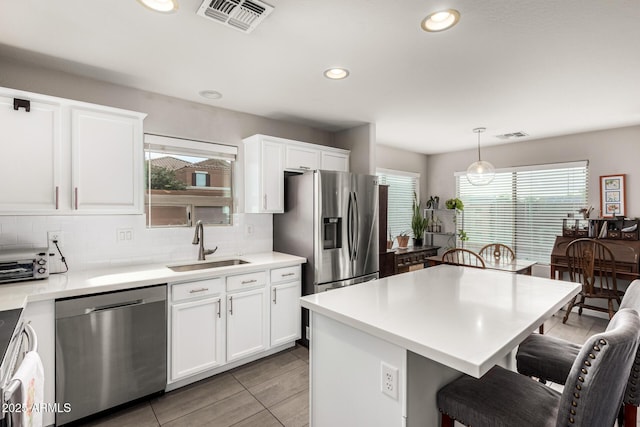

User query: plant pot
[397,235,410,248]
[387,240,394,250]
[413,238,423,247]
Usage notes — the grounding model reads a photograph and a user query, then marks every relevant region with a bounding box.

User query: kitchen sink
[168,259,249,272]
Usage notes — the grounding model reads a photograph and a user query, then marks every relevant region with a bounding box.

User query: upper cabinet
[244,134,350,213]
[0,87,146,215]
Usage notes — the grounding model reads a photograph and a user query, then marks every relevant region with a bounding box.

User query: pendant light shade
[466,127,495,186]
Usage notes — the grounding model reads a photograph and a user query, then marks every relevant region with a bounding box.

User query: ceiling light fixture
[324,68,350,80]
[199,90,223,100]
[466,127,495,186]
[136,0,179,13]
[421,9,460,32]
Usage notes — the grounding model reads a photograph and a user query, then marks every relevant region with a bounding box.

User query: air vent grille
[197,0,274,33]
[496,131,529,140]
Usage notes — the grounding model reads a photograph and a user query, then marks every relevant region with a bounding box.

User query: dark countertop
[392,245,440,254]
[0,308,22,366]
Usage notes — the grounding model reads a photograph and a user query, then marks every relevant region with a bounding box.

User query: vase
[413,238,423,247]
[397,235,410,248]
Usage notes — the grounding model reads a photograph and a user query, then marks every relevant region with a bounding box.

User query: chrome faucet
[192,220,218,261]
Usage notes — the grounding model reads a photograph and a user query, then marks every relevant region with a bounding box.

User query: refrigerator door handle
[347,192,353,261]
[353,192,360,261]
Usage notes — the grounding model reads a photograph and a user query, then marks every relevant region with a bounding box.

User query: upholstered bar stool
[517,279,640,425]
[437,309,640,427]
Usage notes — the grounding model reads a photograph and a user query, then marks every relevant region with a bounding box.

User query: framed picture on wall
[600,174,626,217]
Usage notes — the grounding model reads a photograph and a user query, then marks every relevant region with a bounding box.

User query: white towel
[9,351,44,427]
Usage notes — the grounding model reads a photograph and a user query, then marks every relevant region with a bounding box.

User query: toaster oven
[0,248,49,284]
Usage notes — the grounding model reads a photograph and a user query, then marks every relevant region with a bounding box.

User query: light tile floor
[79,311,619,427]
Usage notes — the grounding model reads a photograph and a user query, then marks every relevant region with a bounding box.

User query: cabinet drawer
[270,265,301,284]
[285,145,320,171]
[227,271,267,292]
[172,278,223,302]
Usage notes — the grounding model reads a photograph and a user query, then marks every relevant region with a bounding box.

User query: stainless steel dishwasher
[55,285,166,425]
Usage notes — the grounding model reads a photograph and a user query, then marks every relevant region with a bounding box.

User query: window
[144,134,237,227]
[456,161,588,263]
[376,168,420,239]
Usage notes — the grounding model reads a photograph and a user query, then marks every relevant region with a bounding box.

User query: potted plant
[396,231,410,248]
[445,197,464,211]
[411,193,428,247]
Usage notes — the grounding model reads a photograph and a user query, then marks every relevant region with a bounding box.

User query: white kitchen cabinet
[321,151,350,172]
[169,278,225,383]
[244,134,350,214]
[0,94,62,212]
[285,144,320,172]
[71,107,143,213]
[270,266,301,346]
[0,86,146,215]
[244,135,285,213]
[226,272,268,361]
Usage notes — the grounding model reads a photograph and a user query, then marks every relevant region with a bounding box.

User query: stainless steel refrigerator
[274,170,379,342]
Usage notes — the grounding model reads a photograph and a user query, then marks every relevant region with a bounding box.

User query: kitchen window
[376,168,420,240]
[456,161,588,263]
[144,134,237,227]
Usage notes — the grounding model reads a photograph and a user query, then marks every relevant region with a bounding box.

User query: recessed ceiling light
[199,90,223,100]
[136,0,179,13]
[324,68,350,80]
[421,9,460,32]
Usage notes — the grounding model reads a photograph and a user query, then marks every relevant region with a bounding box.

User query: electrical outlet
[381,362,399,400]
[47,231,64,248]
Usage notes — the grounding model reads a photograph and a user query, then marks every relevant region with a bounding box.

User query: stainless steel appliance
[0,249,49,284]
[55,285,167,425]
[0,310,32,427]
[274,170,379,342]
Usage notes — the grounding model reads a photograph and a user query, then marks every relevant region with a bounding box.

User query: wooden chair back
[479,243,515,262]
[563,238,621,321]
[441,248,486,269]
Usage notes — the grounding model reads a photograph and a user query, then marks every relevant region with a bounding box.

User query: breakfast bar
[300,265,580,426]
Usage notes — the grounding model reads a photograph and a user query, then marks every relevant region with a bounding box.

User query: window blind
[377,168,419,239]
[456,161,588,263]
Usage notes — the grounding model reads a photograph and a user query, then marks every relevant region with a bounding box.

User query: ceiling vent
[496,131,529,140]
[196,0,274,33]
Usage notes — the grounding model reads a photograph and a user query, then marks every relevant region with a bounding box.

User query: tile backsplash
[0,213,273,272]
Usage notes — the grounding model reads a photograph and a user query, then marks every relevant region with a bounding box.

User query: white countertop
[300,264,580,377]
[0,251,306,311]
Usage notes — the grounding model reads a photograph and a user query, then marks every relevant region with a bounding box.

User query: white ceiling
[1,0,639,154]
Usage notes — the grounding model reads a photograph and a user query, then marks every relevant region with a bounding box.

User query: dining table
[425,254,537,275]
[300,264,580,426]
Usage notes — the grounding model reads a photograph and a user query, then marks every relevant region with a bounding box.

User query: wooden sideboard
[394,245,440,274]
[550,236,640,281]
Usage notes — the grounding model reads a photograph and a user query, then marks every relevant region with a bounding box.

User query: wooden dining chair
[437,308,640,427]
[479,243,515,262]
[516,279,640,426]
[441,248,486,269]
[563,238,621,323]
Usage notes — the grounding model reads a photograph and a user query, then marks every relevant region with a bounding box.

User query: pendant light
[466,127,495,186]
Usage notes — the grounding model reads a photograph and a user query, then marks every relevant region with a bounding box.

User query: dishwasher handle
[85,299,144,314]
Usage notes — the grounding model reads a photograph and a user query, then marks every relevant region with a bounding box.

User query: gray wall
[427,125,640,218]
[376,144,429,203]
[334,123,376,175]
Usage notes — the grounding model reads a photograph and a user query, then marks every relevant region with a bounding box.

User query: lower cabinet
[226,287,268,362]
[171,296,224,381]
[168,264,301,385]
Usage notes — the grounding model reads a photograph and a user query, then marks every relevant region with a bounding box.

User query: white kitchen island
[300,264,581,426]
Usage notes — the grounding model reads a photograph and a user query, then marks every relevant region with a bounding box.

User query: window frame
[376,168,420,240]
[455,160,589,264]
[144,133,237,228]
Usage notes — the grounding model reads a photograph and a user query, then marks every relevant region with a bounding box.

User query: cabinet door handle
[273,288,277,304]
[263,194,267,210]
[299,166,310,170]
[74,187,78,210]
[217,300,221,318]
[241,279,257,284]
[189,287,208,293]
[282,272,295,277]
[229,296,233,315]
[55,186,59,210]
